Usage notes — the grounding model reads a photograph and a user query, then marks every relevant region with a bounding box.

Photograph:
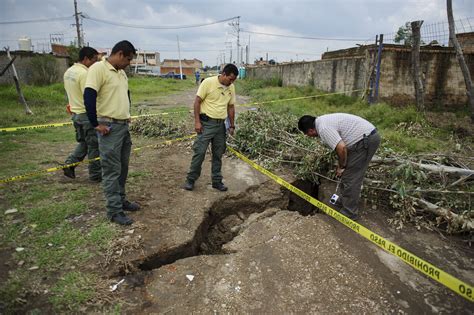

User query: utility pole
[229,16,240,65]
[73,0,82,47]
[177,35,183,80]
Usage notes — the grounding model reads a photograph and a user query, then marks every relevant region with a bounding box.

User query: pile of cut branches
[130,115,189,138]
[229,109,474,235]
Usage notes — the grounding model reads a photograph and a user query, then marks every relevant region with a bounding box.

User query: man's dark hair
[222,63,239,76]
[298,115,317,134]
[111,40,136,56]
[79,46,98,61]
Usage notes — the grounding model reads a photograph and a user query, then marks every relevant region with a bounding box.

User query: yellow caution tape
[238,89,367,107]
[227,146,474,302]
[0,110,191,133]
[0,134,196,184]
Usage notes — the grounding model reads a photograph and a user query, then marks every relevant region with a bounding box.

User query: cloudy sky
[1,0,473,66]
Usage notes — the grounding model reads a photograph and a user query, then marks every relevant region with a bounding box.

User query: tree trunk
[411,20,425,112]
[447,0,474,122]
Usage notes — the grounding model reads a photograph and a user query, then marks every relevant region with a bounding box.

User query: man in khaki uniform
[84,40,140,226]
[63,47,100,181]
[184,64,238,192]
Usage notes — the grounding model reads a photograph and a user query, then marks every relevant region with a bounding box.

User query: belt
[98,117,129,125]
[200,113,225,123]
[368,128,377,136]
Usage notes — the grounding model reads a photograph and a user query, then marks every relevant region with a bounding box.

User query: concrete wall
[0,51,69,85]
[247,44,474,107]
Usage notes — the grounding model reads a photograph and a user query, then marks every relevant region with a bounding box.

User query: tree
[394,22,413,45]
[447,0,474,122]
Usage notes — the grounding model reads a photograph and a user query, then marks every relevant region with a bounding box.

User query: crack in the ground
[136,180,318,272]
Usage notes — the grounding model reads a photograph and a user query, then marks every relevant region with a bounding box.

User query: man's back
[64,63,88,114]
[316,113,375,149]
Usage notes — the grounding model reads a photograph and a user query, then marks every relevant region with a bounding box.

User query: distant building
[51,44,69,57]
[161,58,202,76]
[454,32,474,52]
[131,51,161,74]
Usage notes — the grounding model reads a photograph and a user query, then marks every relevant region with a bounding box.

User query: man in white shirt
[298,114,381,220]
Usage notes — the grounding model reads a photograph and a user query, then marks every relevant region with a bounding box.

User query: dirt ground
[2,87,473,313]
[112,88,473,313]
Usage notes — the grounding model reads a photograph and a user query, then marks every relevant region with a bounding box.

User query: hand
[228,126,235,136]
[336,166,345,177]
[195,121,203,134]
[95,125,110,136]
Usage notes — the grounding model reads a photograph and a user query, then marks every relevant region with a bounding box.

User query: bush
[29,55,61,86]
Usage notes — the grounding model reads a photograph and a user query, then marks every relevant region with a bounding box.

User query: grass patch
[50,271,97,311]
[0,76,195,128]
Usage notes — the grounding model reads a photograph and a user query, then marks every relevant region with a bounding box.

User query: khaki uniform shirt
[64,63,88,114]
[197,76,235,119]
[85,59,130,119]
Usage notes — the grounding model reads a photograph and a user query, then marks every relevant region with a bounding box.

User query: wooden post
[5,47,33,115]
[447,0,474,122]
[374,34,384,102]
[411,20,425,112]
[368,35,378,104]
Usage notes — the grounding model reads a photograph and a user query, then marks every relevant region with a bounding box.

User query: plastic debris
[28,266,39,270]
[5,208,18,215]
[109,279,125,292]
[186,274,195,282]
[15,247,25,252]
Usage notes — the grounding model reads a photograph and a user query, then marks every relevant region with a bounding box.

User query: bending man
[298,114,381,220]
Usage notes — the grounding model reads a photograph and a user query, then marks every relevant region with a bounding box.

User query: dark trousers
[186,119,226,185]
[65,113,101,180]
[98,123,132,218]
[336,132,381,214]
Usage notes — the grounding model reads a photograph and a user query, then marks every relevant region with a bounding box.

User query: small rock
[126,229,135,234]
[48,243,53,247]
[15,247,25,252]
[18,260,24,266]
[28,266,39,270]
[186,274,194,282]
[4,208,18,215]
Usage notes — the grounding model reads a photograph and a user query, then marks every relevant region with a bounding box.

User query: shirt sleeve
[196,78,210,100]
[84,63,102,92]
[229,85,236,105]
[319,127,342,151]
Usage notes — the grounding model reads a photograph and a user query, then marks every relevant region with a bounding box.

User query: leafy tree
[394,22,413,45]
[66,44,80,65]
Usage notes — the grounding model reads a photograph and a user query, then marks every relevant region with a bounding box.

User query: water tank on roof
[18,37,32,51]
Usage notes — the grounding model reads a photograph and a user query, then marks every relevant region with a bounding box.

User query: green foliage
[394,22,413,45]
[236,78,282,95]
[29,55,61,86]
[129,115,190,138]
[231,109,334,180]
[0,77,195,128]
[66,45,80,65]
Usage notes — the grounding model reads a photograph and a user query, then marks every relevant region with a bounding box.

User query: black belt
[369,128,377,136]
[199,113,225,123]
[98,117,129,125]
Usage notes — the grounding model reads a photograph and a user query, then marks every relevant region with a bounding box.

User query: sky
[1,0,473,67]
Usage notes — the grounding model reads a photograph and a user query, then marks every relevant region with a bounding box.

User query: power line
[0,15,74,25]
[241,30,367,41]
[81,14,239,29]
